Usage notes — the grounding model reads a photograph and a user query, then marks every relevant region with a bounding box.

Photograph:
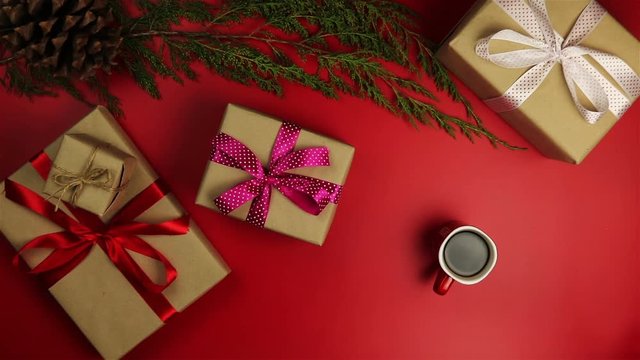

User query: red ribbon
[5,151,188,321]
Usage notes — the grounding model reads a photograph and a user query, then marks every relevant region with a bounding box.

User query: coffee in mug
[434,223,497,295]
[443,231,490,277]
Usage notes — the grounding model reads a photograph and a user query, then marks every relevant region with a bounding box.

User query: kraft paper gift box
[196,104,355,246]
[42,134,136,217]
[0,107,230,359]
[437,0,640,164]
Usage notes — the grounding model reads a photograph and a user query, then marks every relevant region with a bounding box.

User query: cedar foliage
[0,0,522,149]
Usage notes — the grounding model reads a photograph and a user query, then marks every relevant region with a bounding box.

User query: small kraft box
[196,104,355,246]
[437,0,640,164]
[42,133,136,217]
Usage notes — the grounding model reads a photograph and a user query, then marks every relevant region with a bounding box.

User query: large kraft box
[437,0,640,164]
[196,104,355,246]
[0,107,230,359]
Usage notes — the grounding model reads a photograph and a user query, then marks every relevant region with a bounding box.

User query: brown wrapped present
[42,134,136,217]
[0,107,230,359]
[196,104,355,246]
[437,0,640,163]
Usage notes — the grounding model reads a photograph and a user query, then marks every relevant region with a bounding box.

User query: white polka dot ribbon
[475,0,640,124]
[210,122,343,228]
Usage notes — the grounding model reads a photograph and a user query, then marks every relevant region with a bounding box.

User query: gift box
[437,0,640,164]
[0,107,230,359]
[42,134,136,217]
[196,104,355,246]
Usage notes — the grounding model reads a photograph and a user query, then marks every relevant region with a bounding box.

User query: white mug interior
[438,225,497,285]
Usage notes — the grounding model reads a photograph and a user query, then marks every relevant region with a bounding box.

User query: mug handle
[434,269,454,295]
[433,222,459,296]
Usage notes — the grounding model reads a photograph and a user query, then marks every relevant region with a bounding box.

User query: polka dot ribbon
[475,0,640,124]
[211,122,343,228]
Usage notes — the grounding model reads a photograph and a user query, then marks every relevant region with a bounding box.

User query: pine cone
[0,0,123,78]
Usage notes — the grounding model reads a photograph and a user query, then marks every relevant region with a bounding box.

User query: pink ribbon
[211,122,343,227]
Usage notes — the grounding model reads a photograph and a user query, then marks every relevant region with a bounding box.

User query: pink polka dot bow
[211,122,342,228]
[476,0,639,124]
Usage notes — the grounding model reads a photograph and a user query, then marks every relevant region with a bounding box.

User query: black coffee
[444,231,489,277]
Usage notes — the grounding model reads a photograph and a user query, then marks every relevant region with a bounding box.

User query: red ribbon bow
[4,152,187,321]
[211,122,343,227]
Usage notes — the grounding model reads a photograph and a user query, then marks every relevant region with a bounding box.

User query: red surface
[1,1,639,359]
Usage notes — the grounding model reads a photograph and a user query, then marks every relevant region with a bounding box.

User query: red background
[1,0,639,359]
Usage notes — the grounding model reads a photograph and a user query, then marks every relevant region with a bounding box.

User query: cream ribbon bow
[475,0,640,124]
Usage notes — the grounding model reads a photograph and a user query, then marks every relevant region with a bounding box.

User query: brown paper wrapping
[196,104,355,246]
[437,0,640,164]
[42,134,136,217]
[0,107,230,360]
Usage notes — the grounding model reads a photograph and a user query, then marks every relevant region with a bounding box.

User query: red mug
[433,222,497,295]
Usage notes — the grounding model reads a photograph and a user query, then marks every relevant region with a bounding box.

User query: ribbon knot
[80,232,103,243]
[211,122,343,228]
[549,44,564,63]
[476,0,640,124]
[265,175,278,186]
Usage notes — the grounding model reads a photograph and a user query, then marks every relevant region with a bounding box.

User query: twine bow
[47,146,124,211]
[475,0,640,124]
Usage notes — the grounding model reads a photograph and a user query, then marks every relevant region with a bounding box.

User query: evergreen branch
[400,94,523,150]
[219,0,489,125]
[125,29,519,148]
[416,41,484,126]
[128,30,209,38]
[0,0,522,150]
